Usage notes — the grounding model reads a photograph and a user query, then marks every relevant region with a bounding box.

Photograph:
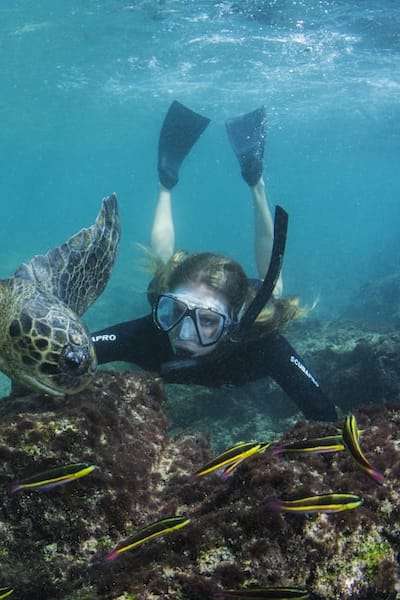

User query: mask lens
[195,309,225,345]
[154,293,229,347]
[155,295,187,331]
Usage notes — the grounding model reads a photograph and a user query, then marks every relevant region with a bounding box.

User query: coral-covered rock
[0,371,210,599]
[165,319,400,445]
[0,371,399,599]
[287,319,400,415]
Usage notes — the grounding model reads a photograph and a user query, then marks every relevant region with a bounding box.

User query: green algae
[355,538,393,579]
[315,530,394,597]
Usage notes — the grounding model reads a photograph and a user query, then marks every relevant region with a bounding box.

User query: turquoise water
[0,4,399,596]
[1,0,399,330]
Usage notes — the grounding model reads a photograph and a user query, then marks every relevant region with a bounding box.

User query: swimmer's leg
[251,177,283,296]
[151,101,210,262]
[225,106,282,295]
[151,185,174,264]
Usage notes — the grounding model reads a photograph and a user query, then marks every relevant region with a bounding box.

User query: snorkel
[228,205,288,342]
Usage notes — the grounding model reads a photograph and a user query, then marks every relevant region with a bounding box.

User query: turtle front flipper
[15,194,121,316]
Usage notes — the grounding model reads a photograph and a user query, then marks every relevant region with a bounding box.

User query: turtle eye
[59,343,90,373]
[64,350,82,368]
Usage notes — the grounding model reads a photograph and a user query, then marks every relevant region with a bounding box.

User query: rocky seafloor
[0,316,399,599]
[164,317,400,451]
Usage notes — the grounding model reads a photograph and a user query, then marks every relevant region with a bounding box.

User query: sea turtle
[0,193,120,396]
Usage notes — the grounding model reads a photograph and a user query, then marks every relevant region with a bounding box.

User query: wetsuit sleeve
[266,334,337,421]
[91,315,172,371]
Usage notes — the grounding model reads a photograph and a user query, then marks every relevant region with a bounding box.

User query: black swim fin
[225,106,266,186]
[158,100,211,190]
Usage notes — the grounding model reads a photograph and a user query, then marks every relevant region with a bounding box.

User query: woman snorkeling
[93,101,337,422]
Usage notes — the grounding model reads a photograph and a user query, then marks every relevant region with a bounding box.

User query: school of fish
[2,412,385,598]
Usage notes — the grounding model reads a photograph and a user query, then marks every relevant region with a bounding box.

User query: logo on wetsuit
[92,334,116,342]
[290,355,319,388]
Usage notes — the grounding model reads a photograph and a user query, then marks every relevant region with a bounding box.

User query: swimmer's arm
[91,321,136,365]
[265,334,337,421]
[91,315,169,369]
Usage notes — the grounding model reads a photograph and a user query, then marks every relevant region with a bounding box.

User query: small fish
[194,441,271,478]
[105,515,190,561]
[272,434,344,456]
[220,456,247,480]
[266,493,363,514]
[216,587,309,599]
[0,587,14,599]
[342,414,384,485]
[11,462,96,492]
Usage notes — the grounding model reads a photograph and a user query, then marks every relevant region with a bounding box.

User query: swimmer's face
[157,284,232,358]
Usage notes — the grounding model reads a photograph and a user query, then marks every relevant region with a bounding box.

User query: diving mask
[153,290,234,347]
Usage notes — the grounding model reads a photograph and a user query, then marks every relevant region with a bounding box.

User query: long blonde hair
[148,250,304,337]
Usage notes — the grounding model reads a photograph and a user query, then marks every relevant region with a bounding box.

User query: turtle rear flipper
[15,194,120,316]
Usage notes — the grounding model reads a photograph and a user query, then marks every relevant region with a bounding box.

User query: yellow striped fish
[105,515,190,561]
[216,587,309,599]
[194,441,271,478]
[342,415,384,485]
[272,434,344,455]
[266,493,363,514]
[11,462,96,492]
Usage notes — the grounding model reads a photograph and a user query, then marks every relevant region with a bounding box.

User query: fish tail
[265,498,284,512]
[366,466,385,485]
[104,550,119,562]
[220,465,239,480]
[220,469,233,481]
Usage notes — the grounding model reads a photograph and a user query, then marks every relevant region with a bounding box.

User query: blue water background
[1,0,399,332]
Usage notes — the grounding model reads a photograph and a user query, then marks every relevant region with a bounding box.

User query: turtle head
[4,286,97,396]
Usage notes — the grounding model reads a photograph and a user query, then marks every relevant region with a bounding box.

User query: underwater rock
[0,370,399,598]
[165,318,400,443]
[0,371,209,599]
[341,272,400,329]
[287,319,400,416]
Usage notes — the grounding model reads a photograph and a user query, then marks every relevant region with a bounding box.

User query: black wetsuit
[92,315,337,421]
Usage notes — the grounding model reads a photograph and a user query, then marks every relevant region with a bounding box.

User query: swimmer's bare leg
[226,106,283,296]
[151,100,210,263]
[150,184,175,263]
[251,176,283,296]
